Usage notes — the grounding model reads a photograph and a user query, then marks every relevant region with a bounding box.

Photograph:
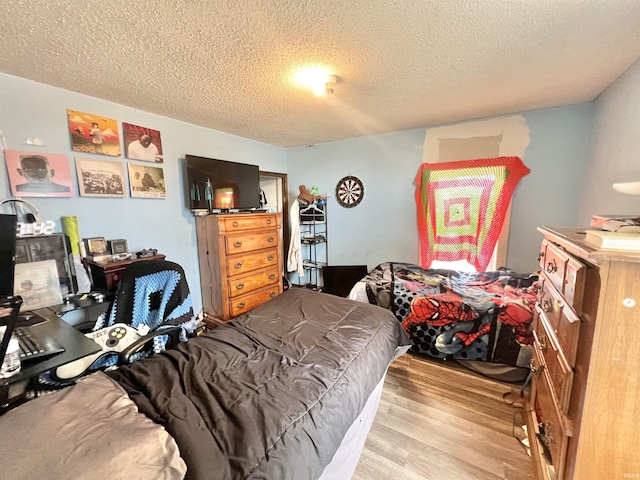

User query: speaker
[0,214,18,297]
[321,265,368,298]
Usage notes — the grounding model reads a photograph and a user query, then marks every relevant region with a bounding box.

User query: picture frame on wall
[127,163,166,199]
[4,150,75,198]
[122,122,163,163]
[75,157,125,197]
[67,109,122,157]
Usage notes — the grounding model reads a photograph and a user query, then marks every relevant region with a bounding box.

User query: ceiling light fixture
[293,67,339,96]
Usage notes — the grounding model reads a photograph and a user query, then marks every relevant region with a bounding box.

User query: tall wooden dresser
[527,226,640,479]
[195,212,283,327]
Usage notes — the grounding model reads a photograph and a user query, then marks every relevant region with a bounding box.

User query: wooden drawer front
[229,285,280,317]
[536,303,580,369]
[228,267,280,298]
[562,255,586,315]
[533,369,572,480]
[538,278,563,332]
[539,239,566,294]
[220,214,278,233]
[539,240,586,314]
[537,281,581,367]
[534,314,573,412]
[225,231,279,255]
[226,248,279,277]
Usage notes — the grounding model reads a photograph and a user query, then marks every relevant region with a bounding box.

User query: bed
[348,262,538,370]
[0,288,410,480]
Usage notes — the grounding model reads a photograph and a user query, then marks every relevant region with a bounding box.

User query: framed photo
[83,237,107,256]
[4,150,74,198]
[123,122,163,163]
[67,109,121,157]
[127,163,166,199]
[14,260,63,311]
[75,157,125,197]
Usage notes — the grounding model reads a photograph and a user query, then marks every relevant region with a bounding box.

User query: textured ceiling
[1,1,640,148]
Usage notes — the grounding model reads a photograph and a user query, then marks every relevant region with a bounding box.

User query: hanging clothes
[287,199,304,277]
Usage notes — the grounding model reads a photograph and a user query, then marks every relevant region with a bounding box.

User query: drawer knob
[546,259,557,274]
[537,251,545,262]
[269,291,276,298]
[233,240,243,248]
[266,219,272,225]
[267,236,275,243]
[530,357,543,374]
[267,255,274,261]
[233,221,239,227]
[268,273,275,280]
[542,299,553,313]
[237,301,246,309]
[538,335,548,352]
[236,283,245,290]
[234,262,243,269]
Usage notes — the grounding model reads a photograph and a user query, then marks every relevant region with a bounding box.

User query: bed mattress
[109,288,410,479]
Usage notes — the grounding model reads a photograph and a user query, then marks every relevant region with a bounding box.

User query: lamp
[612,181,640,195]
[293,67,339,96]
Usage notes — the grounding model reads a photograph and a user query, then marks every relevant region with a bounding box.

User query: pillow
[0,372,186,480]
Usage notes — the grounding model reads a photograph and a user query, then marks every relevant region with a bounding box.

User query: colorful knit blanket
[415,156,530,271]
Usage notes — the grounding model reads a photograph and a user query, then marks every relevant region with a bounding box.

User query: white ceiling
[1,1,640,148]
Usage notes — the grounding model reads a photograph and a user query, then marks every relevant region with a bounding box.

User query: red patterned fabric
[414,156,530,271]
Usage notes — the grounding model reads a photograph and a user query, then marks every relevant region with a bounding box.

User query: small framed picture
[4,150,75,198]
[123,122,163,163]
[107,239,128,254]
[67,109,122,157]
[128,163,166,199]
[83,237,107,256]
[75,157,125,197]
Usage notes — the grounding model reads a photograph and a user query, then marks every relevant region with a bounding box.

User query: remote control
[54,323,142,380]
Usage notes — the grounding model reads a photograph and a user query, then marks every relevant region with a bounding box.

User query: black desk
[1,309,101,405]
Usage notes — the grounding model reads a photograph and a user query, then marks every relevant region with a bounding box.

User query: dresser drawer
[533,313,573,412]
[539,240,586,314]
[537,280,581,367]
[538,278,563,332]
[225,230,279,255]
[226,247,279,277]
[229,285,280,317]
[532,367,572,480]
[228,267,280,298]
[219,214,279,233]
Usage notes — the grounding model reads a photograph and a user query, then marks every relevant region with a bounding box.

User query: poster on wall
[122,122,163,163]
[4,150,74,197]
[67,109,122,157]
[127,163,166,199]
[75,157,125,197]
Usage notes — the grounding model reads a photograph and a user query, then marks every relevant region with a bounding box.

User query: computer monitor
[0,214,18,298]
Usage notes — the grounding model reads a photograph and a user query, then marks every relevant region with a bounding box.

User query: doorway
[259,171,289,270]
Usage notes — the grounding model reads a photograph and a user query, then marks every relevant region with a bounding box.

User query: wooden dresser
[527,226,640,479]
[195,212,283,327]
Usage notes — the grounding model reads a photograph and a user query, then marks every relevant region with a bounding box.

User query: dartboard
[335,175,364,208]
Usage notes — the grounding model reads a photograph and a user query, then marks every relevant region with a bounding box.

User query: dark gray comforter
[109,288,410,480]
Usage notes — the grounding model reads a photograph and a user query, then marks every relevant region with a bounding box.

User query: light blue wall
[579,58,640,222]
[286,103,593,275]
[0,73,287,313]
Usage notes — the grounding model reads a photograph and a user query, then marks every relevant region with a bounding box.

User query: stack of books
[590,214,640,232]
[587,214,640,251]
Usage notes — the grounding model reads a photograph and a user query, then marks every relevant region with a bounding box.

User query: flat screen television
[185,154,261,212]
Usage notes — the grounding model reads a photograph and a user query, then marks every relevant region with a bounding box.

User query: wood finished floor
[352,353,534,480]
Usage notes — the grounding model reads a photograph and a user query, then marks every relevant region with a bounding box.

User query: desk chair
[53,260,196,380]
